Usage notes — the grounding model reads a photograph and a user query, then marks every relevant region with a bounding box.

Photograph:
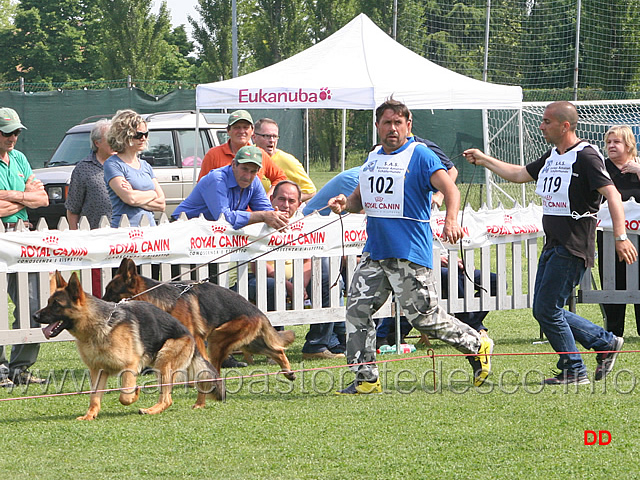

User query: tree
[0,0,17,30]
[242,0,312,71]
[190,0,234,82]
[158,25,198,81]
[0,0,100,83]
[96,0,174,79]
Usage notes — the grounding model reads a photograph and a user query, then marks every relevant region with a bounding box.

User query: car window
[217,130,229,145]
[141,130,175,167]
[48,132,90,166]
[177,129,210,167]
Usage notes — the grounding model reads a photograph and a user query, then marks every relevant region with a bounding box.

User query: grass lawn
[1,302,639,479]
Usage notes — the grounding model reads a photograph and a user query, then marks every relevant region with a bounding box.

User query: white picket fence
[0,215,545,347]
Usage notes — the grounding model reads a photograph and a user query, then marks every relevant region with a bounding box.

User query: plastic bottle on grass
[376,344,416,354]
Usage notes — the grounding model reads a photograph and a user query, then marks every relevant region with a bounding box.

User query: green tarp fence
[0,87,304,169]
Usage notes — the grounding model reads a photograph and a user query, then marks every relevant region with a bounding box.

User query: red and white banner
[431,203,543,248]
[597,198,640,232]
[0,205,543,273]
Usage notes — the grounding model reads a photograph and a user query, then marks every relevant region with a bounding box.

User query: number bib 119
[359,142,418,218]
[535,142,590,216]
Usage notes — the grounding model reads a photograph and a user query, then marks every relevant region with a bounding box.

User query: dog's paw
[76,413,97,421]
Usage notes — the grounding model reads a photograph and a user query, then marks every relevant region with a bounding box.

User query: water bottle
[377,345,395,354]
[377,344,416,354]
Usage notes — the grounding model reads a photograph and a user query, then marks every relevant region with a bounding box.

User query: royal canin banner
[431,203,543,248]
[597,198,640,232]
[0,205,543,273]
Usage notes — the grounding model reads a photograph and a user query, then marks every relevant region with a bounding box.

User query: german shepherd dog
[103,258,296,383]
[34,271,224,421]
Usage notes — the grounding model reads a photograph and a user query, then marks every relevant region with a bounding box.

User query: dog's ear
[66,272,86,303]
[51,271,67,291]
[122,257,138,284]
[116,257,129,275]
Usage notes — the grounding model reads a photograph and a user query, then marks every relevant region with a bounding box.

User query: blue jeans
[532,246,616,375]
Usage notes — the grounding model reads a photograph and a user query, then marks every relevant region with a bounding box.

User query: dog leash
[119,205,349,302]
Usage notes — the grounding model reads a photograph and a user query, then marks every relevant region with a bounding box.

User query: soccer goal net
[484,100,640,208]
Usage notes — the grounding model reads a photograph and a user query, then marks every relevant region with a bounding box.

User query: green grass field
[2,302,639,479]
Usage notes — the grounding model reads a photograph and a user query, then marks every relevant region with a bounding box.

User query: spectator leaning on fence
[252,118,317,202]
[597,125,640,337]
[0,107,49,387]
[173,145,289,230]
[464,101,637,385]
[104,109,166,228]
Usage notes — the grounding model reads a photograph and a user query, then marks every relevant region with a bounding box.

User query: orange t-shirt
[198,141,286,190]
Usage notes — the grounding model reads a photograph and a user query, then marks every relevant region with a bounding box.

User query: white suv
[28,111,229,228]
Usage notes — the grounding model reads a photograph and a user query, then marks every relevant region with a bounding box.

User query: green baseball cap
[0,107,27,133]
[227,110,253,127]
[235,145,263,167]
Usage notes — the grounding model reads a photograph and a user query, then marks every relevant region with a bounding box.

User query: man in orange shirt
[198,110,286,195]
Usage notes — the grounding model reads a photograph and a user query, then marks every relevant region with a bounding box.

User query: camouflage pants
[345,254,481,382]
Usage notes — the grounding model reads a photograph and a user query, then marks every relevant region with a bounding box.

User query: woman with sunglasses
[104,109,165,227]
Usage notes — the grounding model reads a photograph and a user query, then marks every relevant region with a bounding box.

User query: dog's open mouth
[42,321,64,339]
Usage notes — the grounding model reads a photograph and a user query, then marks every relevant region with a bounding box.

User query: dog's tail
[187,351,225,402]
[278,329,296,347]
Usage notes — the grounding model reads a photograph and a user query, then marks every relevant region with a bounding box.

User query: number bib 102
[359,142,418,218]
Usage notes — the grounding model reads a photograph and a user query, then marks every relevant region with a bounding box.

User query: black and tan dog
[34,271,224,421]
[103,258,296,382]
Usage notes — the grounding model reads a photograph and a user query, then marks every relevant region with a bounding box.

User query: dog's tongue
[42,322,61,339]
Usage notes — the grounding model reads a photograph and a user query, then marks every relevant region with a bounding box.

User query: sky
[154,0,200,34]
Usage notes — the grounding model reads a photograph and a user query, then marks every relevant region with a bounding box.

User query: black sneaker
[10,369,48,385]
[595,336,624,381]
[543,370,590,385]
[221,355,248,369]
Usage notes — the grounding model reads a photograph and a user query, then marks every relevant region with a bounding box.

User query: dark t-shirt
[526,142,612,268]
[604,158,640,201]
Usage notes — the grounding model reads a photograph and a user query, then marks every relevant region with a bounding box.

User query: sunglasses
[0,129,21,138]
[133,131,149,140]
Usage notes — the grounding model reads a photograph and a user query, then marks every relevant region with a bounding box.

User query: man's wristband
[615,233,628,242]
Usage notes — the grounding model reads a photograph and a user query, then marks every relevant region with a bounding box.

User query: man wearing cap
[173,145,289,230]
[198,110,286,196]
[252,118,316,202]
[0,107,49,387]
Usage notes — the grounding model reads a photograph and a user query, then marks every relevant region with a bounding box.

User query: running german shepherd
[34,271,224,421]
[103,258,296,382]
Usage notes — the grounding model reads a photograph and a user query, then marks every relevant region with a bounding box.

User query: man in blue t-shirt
[329,98,493,394]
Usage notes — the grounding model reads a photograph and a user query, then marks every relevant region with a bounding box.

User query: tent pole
[482,108,492,208]
[342,109,347,171]
[305,108,310,173]
[372,110,376,150]
[194,108,200,186]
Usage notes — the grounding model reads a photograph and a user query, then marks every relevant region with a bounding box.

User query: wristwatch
[615,234,628,241]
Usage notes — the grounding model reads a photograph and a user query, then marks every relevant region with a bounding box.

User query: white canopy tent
[196,13,522,111]
[195,13,523,203]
